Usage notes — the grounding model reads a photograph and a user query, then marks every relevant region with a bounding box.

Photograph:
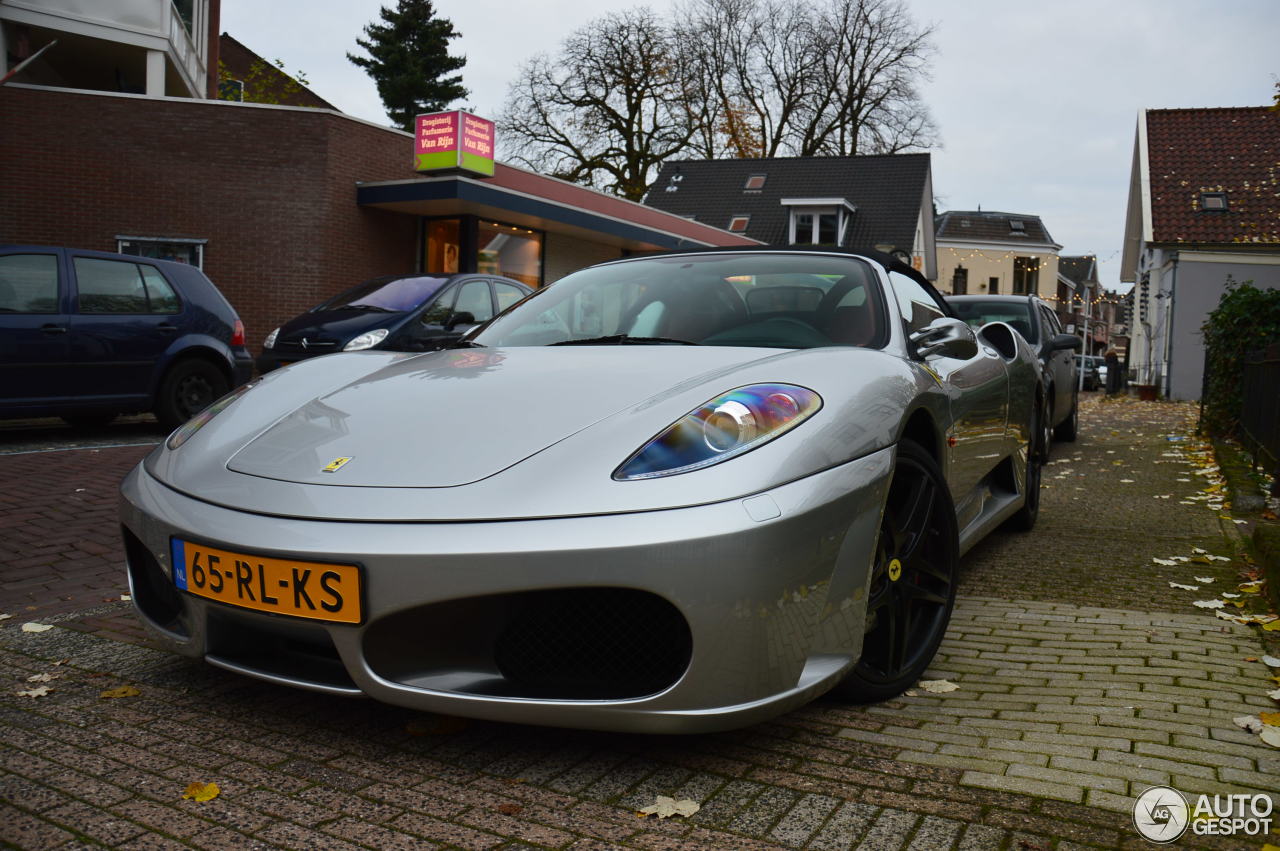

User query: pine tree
[347,0,468,132]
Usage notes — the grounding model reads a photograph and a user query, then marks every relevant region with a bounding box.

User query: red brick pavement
[0,445,151,620]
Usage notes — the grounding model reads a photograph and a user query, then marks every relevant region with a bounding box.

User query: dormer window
[1200,192,1228,211]
[781,198,855,246]
[727,215,750,233]
[744,174,767,191]
[1009,219,1026,235]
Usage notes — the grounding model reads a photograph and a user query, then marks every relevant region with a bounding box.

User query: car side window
[139,266,181,314]
[0,254,59,313]
[420,286,457,326]
[454,279,494,322]
[494,282,526,312]
[888,271,946,335]
[1039,305,1060,337]
[74,258,182,314]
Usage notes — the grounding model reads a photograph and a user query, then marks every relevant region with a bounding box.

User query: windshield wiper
[550,335,698,346]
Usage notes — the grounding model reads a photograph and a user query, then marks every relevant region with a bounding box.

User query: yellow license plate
[170,539,362,624]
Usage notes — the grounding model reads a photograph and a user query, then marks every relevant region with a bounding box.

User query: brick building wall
[0,84,419,353]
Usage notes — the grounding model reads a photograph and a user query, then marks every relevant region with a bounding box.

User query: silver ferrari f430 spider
[120,249,1045,733]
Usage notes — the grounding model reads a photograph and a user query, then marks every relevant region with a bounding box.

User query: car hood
[276,308,408,345]
[146,345,920,521]
[225,346,789,488]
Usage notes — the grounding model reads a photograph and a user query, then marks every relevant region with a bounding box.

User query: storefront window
[425,219,462,274]
[478,221,542,287]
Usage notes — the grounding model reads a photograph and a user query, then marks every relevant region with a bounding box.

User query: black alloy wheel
[835,439,958,703]
[156,360,229,431]
[1009,400,1046,531]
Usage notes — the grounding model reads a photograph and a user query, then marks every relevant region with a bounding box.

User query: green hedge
[1200,278,1280,438]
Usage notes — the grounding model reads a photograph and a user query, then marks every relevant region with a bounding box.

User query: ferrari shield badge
[321,457,352,473]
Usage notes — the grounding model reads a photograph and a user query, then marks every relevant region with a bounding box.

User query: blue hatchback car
[0,245,253,430]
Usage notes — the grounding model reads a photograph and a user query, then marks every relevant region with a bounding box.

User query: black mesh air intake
[494,588,691,699]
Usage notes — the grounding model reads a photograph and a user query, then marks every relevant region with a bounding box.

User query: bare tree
[800,0,938,156]
[501,0,937,200]
[499,8,695,201]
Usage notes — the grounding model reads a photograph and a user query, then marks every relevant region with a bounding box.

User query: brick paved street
[1,396,1277,849]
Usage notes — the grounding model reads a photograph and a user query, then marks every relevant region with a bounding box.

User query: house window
[1009,219,1026,235]
[782,198,854,247]
[1012,257,1038,295]
[788,210,840,244]
[951,266,968,295]
[1200,192,1228,211]
[117,237,205,269]
[988,276,999,294]
[728,215,750,233]
[744,174,766,191]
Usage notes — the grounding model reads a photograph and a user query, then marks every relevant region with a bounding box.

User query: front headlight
[166,380,260,450]
[614,383,822,480]
[263,327,279,349]
[344,329,389,351]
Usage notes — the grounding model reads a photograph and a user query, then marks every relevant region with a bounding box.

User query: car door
[0,248,72,406]
[67,254,183,403]
[889,272,1008,500]
[1038,303,1074,416]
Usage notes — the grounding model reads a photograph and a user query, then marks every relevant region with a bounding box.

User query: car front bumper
[119,449,891,733]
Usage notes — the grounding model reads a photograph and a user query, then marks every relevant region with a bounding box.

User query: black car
[257,273,533,372]
[0,245,253,430]
[946,294,1081,442]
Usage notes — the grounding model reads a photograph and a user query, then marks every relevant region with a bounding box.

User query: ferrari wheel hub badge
[887,558,903,582]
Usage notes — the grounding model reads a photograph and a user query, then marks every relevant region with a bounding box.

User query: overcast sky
[221,0,1278,292]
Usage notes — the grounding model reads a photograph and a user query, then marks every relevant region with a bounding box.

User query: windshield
[316,275,450,313]
[949,300,1037,343]
[471,253,886,349]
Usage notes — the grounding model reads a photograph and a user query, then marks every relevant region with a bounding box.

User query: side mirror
[1052,333,1083,352]
[445,310,476,331]
[909,317,979,360]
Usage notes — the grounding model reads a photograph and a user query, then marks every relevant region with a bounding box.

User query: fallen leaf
[1220,592,1241,598]
[1262,727,1280,748]
[1268,688,1280,700]
[1193,600,1225,609]
[919,679,960,693]
[21,623,53,633]
[1152,558,1177,566]
[1168,582,1199,591]
[1265,621,1280,632]
[1235,715,1264,733]
[496,803,523,816]
[1263,713,1280,727]
[1263,656,1280,668]
[16,686,50,698]
[120,594,131,602]
[637,796,700,819]
[1194,576,1214,584]
[1192,547,1207,554]
[0,613,11,621]
[1240,581,1265,593]
[99,686,141,699]
[26,673,57,683]
[1246,657,1259,662]
[181,781,220,802]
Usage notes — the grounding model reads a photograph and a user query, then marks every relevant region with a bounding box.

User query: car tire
[61,413,117,429]
[1053,391,1079,442]
[832,439,959,704]
[155,359,228,431]
[1008,401,1045,532]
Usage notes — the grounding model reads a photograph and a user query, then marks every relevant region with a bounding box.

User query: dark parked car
[257,273,533,372]
[1076,354,1105,391]
[947,294,1081,443]
[0,245,253,430]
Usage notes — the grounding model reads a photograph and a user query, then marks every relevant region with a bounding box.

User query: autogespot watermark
[1132,785,1275,843]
